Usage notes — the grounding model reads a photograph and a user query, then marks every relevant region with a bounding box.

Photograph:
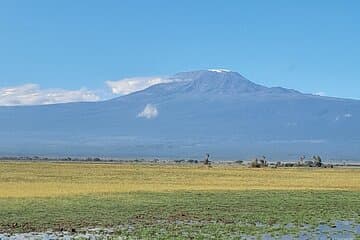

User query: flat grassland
[0,162,359,238]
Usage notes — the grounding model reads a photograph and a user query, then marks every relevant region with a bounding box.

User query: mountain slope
[0,70,359,160]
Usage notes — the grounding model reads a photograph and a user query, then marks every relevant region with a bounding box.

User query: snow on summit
[208,69,231,73]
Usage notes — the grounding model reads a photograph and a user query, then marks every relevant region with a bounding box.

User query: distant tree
[312,155,322,167]
[204,153,210,165]
[259,159,265,167]
[250,159,258,168]
[261,156,268,167]
[251,158,267,168]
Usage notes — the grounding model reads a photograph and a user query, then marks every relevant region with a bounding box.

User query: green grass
[0,191,359,237]
[0,162,359,238]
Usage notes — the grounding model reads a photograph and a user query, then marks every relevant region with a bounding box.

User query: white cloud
[106,76,170,95]
[344,113,352,118]
[137,104,158,119]
[0,84,100,106]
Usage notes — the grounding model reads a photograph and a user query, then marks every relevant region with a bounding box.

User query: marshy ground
[0,162,359,239]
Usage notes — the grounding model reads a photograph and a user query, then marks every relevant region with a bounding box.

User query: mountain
[0,70,359,161]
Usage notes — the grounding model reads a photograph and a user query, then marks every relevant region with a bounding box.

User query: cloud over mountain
[137,104,158,119]
[106,76,170,95]
[0,84,99,106]
[0,75,171,106]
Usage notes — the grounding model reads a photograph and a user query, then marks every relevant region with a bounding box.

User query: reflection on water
[260,221,359,240]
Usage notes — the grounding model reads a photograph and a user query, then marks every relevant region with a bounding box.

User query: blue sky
[0,0,360,104]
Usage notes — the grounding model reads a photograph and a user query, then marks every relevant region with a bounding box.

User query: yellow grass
[0,162,359,198]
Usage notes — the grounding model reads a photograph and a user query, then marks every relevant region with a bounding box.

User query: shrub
[312,155,322,167]
[250,158,268,168]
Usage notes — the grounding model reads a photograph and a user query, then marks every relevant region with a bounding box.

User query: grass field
[0,162,359,238]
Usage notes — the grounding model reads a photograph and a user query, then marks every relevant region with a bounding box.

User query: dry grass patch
[0,162,359,198]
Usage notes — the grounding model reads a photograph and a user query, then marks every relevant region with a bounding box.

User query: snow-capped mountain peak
[125,70,299,97]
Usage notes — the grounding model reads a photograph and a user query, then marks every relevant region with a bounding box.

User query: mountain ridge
[0,70,359,161]
[110,70,312,104]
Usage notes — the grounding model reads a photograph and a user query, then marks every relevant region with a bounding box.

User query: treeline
[248,155,334,168]
[0,155,355,167]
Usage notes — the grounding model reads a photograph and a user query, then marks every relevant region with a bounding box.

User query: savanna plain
[0,161,359,239]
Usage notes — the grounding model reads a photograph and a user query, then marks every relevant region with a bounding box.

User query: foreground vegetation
[0,162,359,238]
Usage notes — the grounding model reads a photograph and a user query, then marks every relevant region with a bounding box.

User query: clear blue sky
[1,0,360,99]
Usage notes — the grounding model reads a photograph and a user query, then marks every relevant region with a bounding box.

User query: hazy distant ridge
[0,70,359,160]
